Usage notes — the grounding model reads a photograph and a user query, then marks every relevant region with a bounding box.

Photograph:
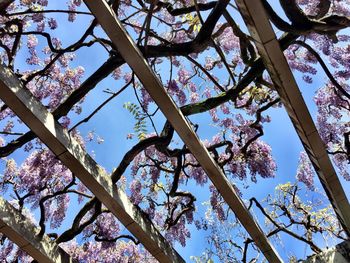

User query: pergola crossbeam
[0,196,75,263]
[0,65,184,263]
[235,0,350,237]
[83,1,282,262]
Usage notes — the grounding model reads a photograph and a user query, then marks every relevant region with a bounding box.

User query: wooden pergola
[0,0,348,262]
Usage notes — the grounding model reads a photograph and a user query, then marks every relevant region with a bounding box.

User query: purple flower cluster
[296,152,315,190]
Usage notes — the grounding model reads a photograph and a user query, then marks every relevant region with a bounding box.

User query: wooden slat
[83,1,282,262]
[0,196,76,263]
[0,65,185,263]
[235,0,350,238]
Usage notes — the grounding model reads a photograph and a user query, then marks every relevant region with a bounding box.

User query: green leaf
[124,102,148,141]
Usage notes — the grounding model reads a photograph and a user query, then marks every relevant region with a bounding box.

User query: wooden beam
[0,65,185,263]
[235,0,350,238]
[0,196,76,263]
[83,1,282,262]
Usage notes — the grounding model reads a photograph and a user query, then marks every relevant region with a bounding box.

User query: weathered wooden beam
[235,0,350,238]
[83,1,282,262]
[0,196,76,263]
[0,65,185,263]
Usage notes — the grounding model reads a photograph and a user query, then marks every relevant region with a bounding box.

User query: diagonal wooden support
[83,1,282,262]
[0,196,76,263]
[0,65,185,263]
[235,0,350,238]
